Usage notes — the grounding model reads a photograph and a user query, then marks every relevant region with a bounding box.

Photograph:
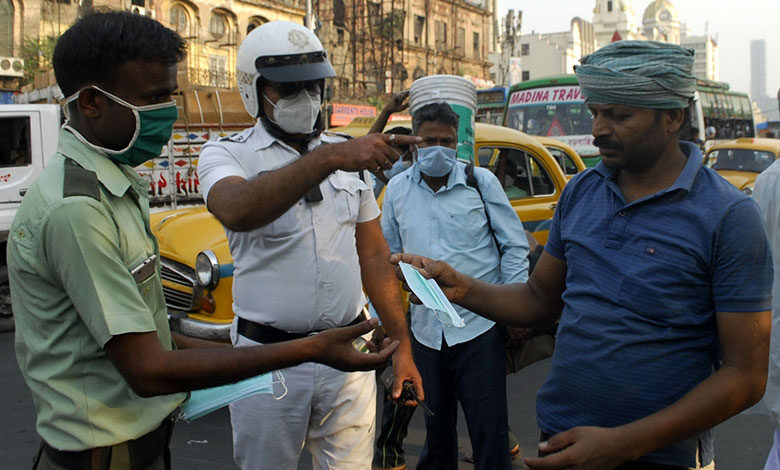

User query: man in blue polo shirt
[391,40,773,469]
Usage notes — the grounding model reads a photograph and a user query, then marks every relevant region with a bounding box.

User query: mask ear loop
[271,370,288,400]
[60,85,142,155]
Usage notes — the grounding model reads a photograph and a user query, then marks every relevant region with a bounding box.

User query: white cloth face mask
[263,89,321,134]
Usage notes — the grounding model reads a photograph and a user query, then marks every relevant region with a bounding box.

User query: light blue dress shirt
[381,160,529,349]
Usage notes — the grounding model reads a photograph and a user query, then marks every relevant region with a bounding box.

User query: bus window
[506,102,592,137]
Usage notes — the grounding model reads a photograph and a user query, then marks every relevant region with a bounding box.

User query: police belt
[40,416,174,470]
[237,314,365,344]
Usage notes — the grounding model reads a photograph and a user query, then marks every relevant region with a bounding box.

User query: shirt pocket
[127,253,162,312]
[617,241,707,322]
[327,171,369,226]
[439,199,489,251]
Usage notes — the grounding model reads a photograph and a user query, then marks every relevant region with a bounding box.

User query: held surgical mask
[179,370,286,421]
[398,262,465,328]
[62,85,178,167]
[263,88,321,134]
[416,145,457,177]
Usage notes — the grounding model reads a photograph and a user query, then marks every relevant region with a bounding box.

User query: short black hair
[412,102,459,134]
[54,9,186,96]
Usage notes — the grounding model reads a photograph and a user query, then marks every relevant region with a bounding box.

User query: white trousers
[229,325,377,470]
[765,428,780,470]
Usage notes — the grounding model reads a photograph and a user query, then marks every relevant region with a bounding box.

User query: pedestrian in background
[381,101,529,470]
[747,156,780,470]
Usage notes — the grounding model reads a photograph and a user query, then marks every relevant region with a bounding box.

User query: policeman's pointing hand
[326,134,422,173]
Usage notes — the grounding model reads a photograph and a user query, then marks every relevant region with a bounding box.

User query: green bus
[504,75,601,167]
[695,79,755,142]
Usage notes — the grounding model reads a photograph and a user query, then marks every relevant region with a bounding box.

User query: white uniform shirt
[198,122,379,332]
[750,158,780,425]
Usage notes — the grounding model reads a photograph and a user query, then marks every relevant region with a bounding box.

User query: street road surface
[1,330,772,469]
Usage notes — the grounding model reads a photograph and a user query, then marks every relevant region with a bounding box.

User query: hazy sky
[497,0,780,103]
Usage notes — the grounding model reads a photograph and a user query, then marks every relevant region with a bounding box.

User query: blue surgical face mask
[416,145,457,177]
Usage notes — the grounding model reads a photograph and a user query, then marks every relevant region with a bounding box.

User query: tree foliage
[21,35,58,86]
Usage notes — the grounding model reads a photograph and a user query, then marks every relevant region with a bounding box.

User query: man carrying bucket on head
[380,81,530,469]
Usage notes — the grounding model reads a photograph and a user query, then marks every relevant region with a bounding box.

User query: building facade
[510,0,718,86]
[313,0,498,100]
[641,0,680,44]
[0,0,306,92]
[515,17,596,82]
[751,39,767,99]
[592,0,643,46]
[680,31,718,81]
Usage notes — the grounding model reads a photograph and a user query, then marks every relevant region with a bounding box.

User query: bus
[504,75,601,167]
[695,79,755,142]
[476,87,508,125]
[757,120,780,138]
[503,75,756,166]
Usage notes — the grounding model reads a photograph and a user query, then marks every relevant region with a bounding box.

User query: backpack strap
[465,162,500,256]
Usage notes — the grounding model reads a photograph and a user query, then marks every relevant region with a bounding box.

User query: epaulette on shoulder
[63,158,100,201]
[322,130,354,140]
[218,127,255,143]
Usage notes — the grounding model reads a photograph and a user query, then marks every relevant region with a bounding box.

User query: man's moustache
[593,137,622,150]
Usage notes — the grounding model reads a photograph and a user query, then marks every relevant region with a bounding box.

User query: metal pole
[305,0,313,29]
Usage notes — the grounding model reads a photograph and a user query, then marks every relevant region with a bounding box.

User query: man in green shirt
[9,11,398,470]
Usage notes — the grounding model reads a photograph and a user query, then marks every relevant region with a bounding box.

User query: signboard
[330,103,377,127]
[509,85,583,107]
[477,90,506,105]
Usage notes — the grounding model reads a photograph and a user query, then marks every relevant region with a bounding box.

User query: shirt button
[618,210,626,216]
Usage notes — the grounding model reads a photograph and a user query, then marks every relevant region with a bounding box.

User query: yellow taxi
[151,121,568,339]
[704,137,780,195]
[531,136,587,180]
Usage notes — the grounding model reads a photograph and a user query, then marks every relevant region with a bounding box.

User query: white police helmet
[237,21,336,118]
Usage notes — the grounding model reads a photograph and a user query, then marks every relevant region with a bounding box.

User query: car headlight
[742,187,753,196]
[195,250,220,291]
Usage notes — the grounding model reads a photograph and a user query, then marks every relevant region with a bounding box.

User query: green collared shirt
[9,128,185,451]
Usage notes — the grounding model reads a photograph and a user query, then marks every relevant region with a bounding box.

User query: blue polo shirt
[537,142,773,467]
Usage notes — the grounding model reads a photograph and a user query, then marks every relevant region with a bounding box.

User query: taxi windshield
[710,148,776,173]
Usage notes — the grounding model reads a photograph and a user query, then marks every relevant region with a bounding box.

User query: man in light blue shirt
[381,102,529,470]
